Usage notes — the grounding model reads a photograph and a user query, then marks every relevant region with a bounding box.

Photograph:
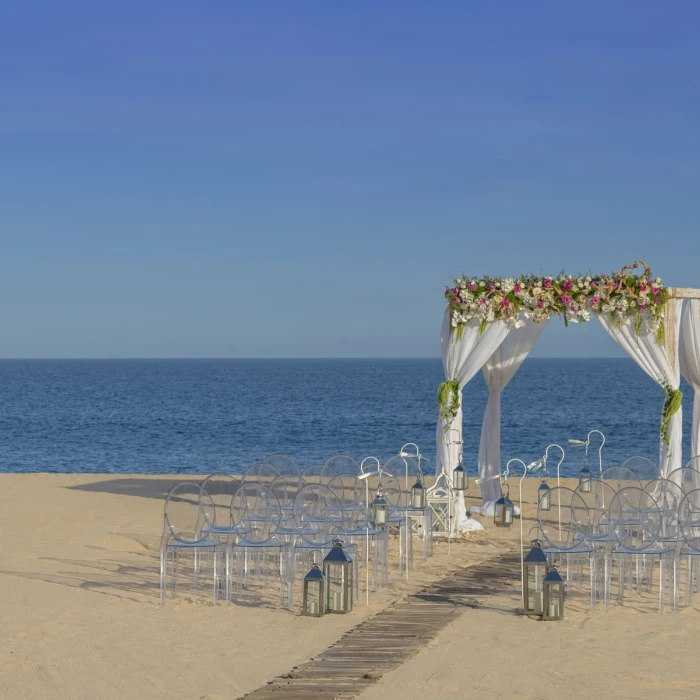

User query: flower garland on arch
[444,259,668,344]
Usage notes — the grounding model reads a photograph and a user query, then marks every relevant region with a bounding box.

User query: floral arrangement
[445,260,668,344]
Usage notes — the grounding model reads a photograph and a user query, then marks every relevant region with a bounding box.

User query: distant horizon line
[0,356,629,361]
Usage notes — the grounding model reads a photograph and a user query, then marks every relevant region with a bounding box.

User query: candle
[549,602,559,618]
[332,591,342,611]
[534,592,543,614]
[309,601,319,615]
[505,510,512,524]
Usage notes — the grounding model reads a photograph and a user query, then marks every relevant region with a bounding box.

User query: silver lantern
[494,485,514,527]
[538,480,551,511]
[323,540,353,614]
[371,485,389,527]
[453,463,466,492]
[542,565,565,620]
[578,465,592,493]
[411,479,426,510]
[522,540,548,617]
[302,562,326,617]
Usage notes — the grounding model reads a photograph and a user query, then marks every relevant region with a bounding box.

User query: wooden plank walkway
[238,550,521,700]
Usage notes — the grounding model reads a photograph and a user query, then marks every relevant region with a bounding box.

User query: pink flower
[639,304,647,310]
[489,283,496,290]
[655,296,662,304]
[640,285,648,292]
[514,284,522,293]
[469,283,477,291]
[537,300,544,308]
[543,279,552,288]
[590,281,597,288]
[591,296,600,305]
[478,299,486,306]
[562,281,572,291]
[561,295,571,306]
[651,286,660,295]
[454,286,460,295]
[501,299,510,307]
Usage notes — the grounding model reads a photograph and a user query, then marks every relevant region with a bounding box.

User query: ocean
[0,358,694,478]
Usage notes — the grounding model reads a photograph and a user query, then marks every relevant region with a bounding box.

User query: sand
[1,474,697,700]
[0,474,504,699]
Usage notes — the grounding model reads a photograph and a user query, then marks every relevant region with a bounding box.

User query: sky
[1,1,699,358]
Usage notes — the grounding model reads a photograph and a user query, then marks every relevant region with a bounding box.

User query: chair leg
[160,546,167,605]
[172,549,180,596]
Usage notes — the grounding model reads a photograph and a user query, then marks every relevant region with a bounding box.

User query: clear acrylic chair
[160,483,223,605]
[300,463,337,487]
[264,454,300,476]
[677,488,700,607]
[242,462,281,486]
[602,465,642,492]
[538,486,597,611]
[200,473,242,536]
[325,455,361,475]
[269,473,301,521]
[227,483,293,607]
[606,487,672,612]
[622,456,659,483]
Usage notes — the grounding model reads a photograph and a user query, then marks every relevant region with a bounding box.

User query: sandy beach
[2,474,698,700]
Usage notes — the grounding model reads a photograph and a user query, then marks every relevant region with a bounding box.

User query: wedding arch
[434,260,700,531]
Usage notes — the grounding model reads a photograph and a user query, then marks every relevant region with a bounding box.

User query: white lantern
[538,480,551,511]
[371,485,389,527]
[411,480,426,510]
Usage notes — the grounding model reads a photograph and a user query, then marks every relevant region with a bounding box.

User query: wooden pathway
[238,550,521,700]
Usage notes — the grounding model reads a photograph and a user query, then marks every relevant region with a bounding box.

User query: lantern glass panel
[323,542,353,614]
[543,568,565,620]
[453,465,466,492]
[411,481,426,510]
[538,482,551,511]
[302,564,325,617]
[579,467,592,493]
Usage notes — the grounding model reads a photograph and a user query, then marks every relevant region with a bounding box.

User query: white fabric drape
[597,301,683,476]
[436,311,510,529]
[680,299,700,460]
[477,320,549,505]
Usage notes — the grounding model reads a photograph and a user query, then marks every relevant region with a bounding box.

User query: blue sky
[1,1,698,358]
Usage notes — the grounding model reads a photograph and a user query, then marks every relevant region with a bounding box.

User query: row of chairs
[534,467,700,613]
[159,453,433,606]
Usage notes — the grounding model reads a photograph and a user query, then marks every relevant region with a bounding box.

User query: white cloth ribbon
[597,301,682,477]
[680,299,700,461]
[477,319,549,505]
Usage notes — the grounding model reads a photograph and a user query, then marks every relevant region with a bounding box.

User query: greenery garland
[437,379,460,426]
[661,384,683,447]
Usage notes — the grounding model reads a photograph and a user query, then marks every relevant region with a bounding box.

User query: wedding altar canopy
[435,260,700,530]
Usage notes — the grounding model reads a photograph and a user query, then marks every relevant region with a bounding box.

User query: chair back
[232,482,282,543]
[609,487,661,550]
[269,473,301,509]
[294,484,345,545]
[264,454,300,475]
[325,454,361,476]
[328,474,367,531]
[602,465,641,492]
[242,462,281,486]
[668,461,700,492]
[622,455,659,482]
[164,483,215,544]
[538,486,589,550]
[678,488,700,552]
[300,463,337,486]
[200,474,241,528]
[643,478,684,539]
[574,480,617,540]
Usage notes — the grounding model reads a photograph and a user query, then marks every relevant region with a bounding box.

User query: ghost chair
[160,483,223,605]
[264,454,300,476]
[325,454,361,476]
[606,487,673,612]
[227,483,293,608]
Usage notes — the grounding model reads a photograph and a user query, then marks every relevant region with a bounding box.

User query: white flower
[514,319,526,329]
[501,278,515,293]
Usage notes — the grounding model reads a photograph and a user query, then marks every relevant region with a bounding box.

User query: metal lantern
[538,480,551,511]
[302,563,326,617]
[453,464,466,492]
[578,465,592,493]
[523,540,548,616]
[542,565,565,621]
[411,479,426,510]
[371,485,389,527]
[494,484,514,527]
[323,540,353,614]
